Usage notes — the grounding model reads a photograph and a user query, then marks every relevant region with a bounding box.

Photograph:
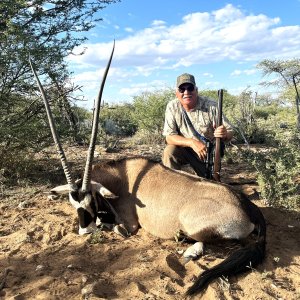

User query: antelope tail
[186,202,266,296]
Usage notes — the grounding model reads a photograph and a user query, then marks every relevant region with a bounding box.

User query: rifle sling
[181,108,209,144]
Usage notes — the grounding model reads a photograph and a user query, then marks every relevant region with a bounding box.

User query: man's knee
[163,144,178,158]
[162,144,182,169]
[162,144,206,178]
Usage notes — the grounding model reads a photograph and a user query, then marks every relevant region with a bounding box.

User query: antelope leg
[183,242,204,264]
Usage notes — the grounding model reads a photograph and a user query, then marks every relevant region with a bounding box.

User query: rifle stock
[213,89,223,182]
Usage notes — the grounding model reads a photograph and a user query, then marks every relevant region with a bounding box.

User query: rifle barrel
[213,89,223,182]
[217,89,223,127]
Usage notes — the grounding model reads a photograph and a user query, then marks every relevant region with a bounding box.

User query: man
[162,73,233,178]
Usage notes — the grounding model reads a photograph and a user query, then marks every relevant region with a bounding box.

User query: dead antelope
[30,43,266,296]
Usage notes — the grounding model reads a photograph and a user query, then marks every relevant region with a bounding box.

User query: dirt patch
[0,145,299,299]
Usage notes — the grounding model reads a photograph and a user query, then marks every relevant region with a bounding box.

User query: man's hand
[214,125,227,140]
[190,139,207,161]
[165,134,207,161]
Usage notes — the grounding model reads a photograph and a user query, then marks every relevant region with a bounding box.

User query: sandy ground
[0,144,299,300]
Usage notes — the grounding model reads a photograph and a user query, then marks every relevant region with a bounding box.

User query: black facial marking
[77,207,93,228]
[70,180,84,203]
[97,211,116,224]
[71,190,80,202]
[95,193,116,224]
[90,196,97,221]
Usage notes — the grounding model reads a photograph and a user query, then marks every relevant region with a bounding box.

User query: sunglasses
[178,85,195,93]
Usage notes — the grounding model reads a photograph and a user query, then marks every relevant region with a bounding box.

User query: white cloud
[203,72,213,78]
[69,4,299,70]
[120,80,169,97]
[125,27,133,32]
[231,70,242,76]
[151,20,167,27]
[231,68,257,76]
[67,4,300,104]
[213,4,243,22]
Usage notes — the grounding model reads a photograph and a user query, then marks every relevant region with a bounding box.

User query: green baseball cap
[176,73,196,88]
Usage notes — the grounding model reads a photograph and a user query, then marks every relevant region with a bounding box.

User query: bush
[0,146,39,190]
[130,129,165,146]
[238,130,300,209]
[232,104,296,145]
[131,89,173,134]
[99,103,137,137]
[253,105,278,120]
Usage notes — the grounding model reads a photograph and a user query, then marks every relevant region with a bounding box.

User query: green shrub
[238,130,300,209]
[130,129,165,146]
[131,89,173,134]
[99,103,137,137]
[253,105,278,120]
[0,146,38,189]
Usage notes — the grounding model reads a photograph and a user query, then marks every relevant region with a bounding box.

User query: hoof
[78,222,98,235]
[113,224,129,238]
[183,242,204,264]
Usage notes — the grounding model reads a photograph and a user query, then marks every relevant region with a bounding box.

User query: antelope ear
[50,184,70,195]
[91,181,119,199]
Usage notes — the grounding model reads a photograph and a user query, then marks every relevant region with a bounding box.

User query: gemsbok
[30,42,266,296]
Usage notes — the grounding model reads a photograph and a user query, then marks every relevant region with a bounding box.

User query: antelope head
[29,42,117,235]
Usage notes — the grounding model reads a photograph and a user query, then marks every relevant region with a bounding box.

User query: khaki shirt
[163,96,233,142]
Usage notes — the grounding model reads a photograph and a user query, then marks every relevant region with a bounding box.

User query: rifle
[205,141,214,180]
[213,89,223,181]
[205,89,224,181]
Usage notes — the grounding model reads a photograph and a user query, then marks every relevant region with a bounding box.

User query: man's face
[176,83,197,108]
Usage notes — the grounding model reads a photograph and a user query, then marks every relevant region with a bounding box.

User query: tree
[199,89,238,119]
[1,0,119,97]
[100,103,137,137]
[257,59,300,129]
[132,89,173,134]
[0,0,119,181]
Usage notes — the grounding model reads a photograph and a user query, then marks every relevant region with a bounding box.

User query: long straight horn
[81,41,115,193]
[29,57,77,192]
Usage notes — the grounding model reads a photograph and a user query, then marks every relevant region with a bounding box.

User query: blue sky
[67,0,300,108]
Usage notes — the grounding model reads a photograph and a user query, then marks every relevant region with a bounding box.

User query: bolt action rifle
[205,89,224,181]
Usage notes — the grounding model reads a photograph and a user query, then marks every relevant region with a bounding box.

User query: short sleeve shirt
[162,96,233,142]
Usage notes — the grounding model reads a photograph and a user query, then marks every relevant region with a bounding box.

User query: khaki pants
[162,144,206,178]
